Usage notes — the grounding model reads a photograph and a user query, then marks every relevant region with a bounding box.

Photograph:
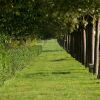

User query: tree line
[58,15,100,78]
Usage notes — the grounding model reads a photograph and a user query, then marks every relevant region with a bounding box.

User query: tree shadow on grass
[51,71,70,74]
[42,50,63,52]
[24,71,71,78]
[50,58,66,62]
[50,58,74,62]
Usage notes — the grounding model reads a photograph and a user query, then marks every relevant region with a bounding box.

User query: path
[0,39,100,100]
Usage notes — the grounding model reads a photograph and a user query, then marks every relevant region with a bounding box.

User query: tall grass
[0,45,42,86]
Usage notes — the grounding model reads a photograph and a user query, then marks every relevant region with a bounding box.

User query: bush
[0,45,42,86]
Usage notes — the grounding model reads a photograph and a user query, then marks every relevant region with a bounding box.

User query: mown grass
[0,39,100,100]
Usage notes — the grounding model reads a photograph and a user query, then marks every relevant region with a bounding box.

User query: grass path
[0,39,100,100]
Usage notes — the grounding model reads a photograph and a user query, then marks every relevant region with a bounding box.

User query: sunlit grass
[0,39,100,100]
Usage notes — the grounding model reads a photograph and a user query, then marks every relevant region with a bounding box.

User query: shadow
[51,71,70,75]
[68,68,86,71]
[50,58,74,62]
[24,71,71,78]
[96,82,100,84]
[25,72,48,78]
[42,50,63,52]
[51,58,67,62]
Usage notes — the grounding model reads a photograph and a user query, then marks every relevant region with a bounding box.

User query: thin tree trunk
[64,34,67,49]
[73,32,75,57]
[68,34,71,53]
[77,28,81,62]
[74,30,77,59]
[86,16,94,70]
[66,34,68,51]
[94,17,100,77]
[92,27,95,65]
[83,29,86,65]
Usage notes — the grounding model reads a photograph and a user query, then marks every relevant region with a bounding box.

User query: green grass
[0,39,100,100]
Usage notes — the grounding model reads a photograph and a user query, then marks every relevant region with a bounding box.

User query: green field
[0,39,100,100]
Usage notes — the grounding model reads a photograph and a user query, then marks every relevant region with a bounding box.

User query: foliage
[0,44,42,86]
[0,0,99,39]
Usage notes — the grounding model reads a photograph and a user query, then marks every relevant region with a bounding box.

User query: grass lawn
[0,39,100,100]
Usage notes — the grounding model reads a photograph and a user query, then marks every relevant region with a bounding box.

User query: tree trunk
[83,28,86,65]
[68,34,71,53]
[86,16,95,71]
[94,17,100,77]
[64,34,67,50]
[66,34,68,51]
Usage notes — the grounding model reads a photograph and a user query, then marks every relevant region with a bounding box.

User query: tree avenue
[0,0,100,78]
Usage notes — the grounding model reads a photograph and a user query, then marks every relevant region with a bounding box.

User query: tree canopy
[0,0,99,40]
